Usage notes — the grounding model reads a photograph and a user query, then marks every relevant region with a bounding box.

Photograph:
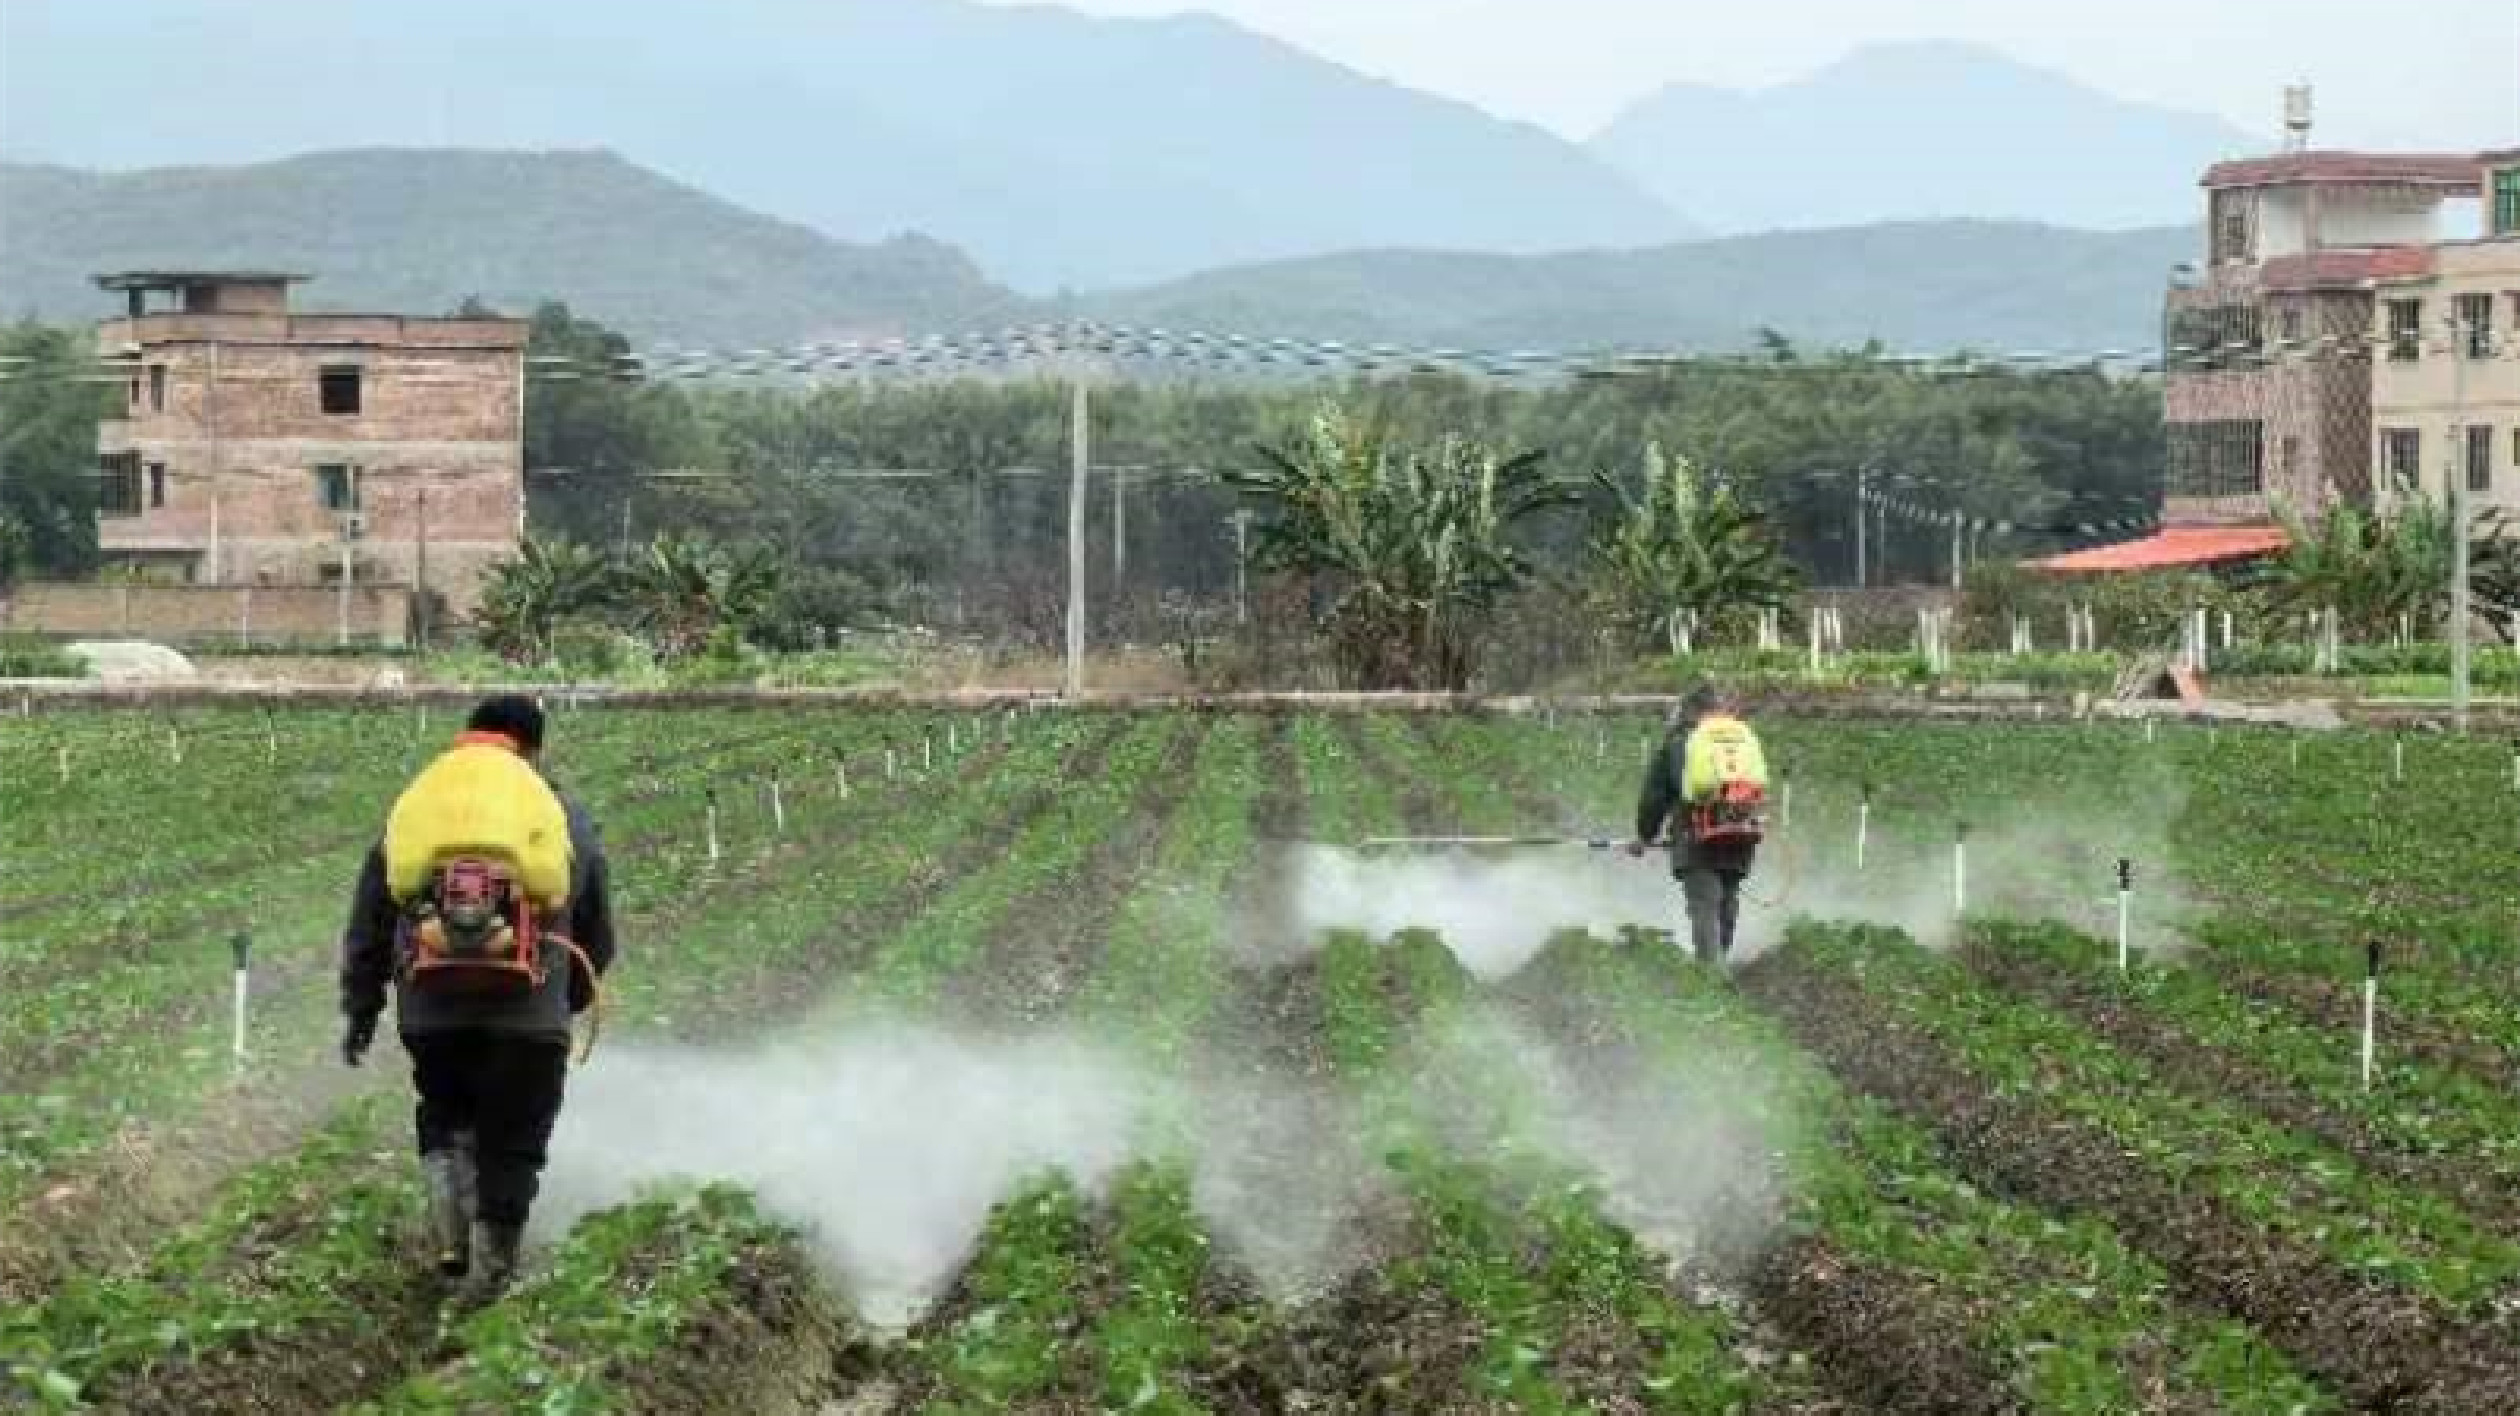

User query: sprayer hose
[557,938,604,1067]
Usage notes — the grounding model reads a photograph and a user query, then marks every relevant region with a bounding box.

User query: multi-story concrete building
[2161,152,2480,525]
[92,271,529,615]
[2368,150,2520,518]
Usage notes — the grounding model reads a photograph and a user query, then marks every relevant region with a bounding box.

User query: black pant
[404,1031,568,1228]
[1681,866,1746,964]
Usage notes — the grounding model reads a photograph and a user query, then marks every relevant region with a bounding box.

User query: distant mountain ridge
[1593,40,2260,233]
[2,149,2193,356]
[1080,219,2198,355]
[0,0,1691,291]
[0,150,1023,346]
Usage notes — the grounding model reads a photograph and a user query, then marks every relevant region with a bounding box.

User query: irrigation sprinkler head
[2365,939,2383,978]
[230,932,251,969]
[2116,858,2133,890]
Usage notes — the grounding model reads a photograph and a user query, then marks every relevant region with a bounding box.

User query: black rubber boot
[469,1221,525,1301]
[420,1151,470,1278]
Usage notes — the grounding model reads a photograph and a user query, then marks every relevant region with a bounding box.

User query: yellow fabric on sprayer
[383,737,573,906]
[1682,714,1769,802]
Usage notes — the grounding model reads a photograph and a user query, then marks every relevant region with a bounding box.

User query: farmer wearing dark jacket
[1631,685,1768,964]
[340,694,615,1295]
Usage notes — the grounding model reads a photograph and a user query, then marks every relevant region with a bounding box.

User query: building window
[2279,304,2304,346]
[147,365,167,413]
[2169,303,2263,370]
[2211,193,2250,263]
[2469,425,2495,494]
[319,365,363,416]
[2383,428,2423,493]
[146,462,167,509]
[98,452,143,517]
[2457,293,2495,358]
[2169,419,2266,499]
[313,463,360,512]
[2496,166,2520,236]
[2387,299,2424,361]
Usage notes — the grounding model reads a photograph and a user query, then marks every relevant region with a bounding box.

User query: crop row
[0,710,949,1218]
[3,709,1095,1408]
[1527,931,2330,1415]
[1748,923,2520,1410]
[1965,919,2520,1235]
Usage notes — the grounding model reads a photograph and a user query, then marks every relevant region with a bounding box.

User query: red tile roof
[2203,151,2481,190]
[2032,525,2290,573]
[2257,246,2435,291]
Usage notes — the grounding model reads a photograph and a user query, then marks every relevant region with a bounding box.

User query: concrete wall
[0,583,411,646]
[2370,241,2520,515]
[2321,186,2443,249]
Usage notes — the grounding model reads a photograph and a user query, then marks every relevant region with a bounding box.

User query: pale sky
[1000,0,2519,149]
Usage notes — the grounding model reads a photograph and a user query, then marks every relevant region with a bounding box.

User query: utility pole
[1065,368,1090,699]
[414,482,431,649]
[1853,464,1868,589]
[1228,509,1253,625]
[2449,305,2475,732]
[1111,463,1127,590]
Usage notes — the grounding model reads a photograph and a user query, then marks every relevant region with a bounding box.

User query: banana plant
[1226,406,1570,690]
[473,536,616,663]
[1586,444,1798,656]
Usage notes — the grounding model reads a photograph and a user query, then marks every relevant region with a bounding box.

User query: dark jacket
[1636,718,1757,878]
[342,792,616,1043]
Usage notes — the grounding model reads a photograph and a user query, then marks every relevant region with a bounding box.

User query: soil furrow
[1969,940,2520,1235]
[1739,949,2520,1414]
[947,718,1203,1026]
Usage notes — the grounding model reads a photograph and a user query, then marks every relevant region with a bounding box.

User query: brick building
[92,272,529,616]
[2162,152,2480,523]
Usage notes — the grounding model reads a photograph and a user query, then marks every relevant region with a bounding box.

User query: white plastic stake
[769,774,786,836]
[230,934,252,1071]
[1952,823,1969,919]
[948,722,959,755]
[2115,859,2133,973]
[166,724,182,765]
[2393,737,2405,783]
[2290,735,2302,770]
[2144,717,2156,744]
[705,790,722,866]
[836,760,852,800]
[2360,941,2381,1091]
[2509,743,2518,793]
[923,736,935,771]
[56,743,69,784]
[1780,778,1793,831]
[1855,789,1871,872]
[886,748,898,781]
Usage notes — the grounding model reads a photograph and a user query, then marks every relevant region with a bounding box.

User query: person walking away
[1631,685,1770,964]
[340,694,616,1296]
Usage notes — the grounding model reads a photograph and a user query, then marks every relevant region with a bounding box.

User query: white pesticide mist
[539,1019,1385,1326]
[1402,1004,1791,1269]
[1287,844,1680,977]
[540,1023,1145,1327]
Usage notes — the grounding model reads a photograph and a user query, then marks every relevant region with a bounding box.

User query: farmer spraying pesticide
[1631,685,1770,964]
[339,695,617,1298]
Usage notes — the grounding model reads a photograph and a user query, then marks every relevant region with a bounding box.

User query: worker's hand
[341,1012,378,1068]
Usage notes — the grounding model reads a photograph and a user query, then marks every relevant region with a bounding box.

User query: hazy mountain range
[0,149,2193,355]
[1590,40,2257,233]
[1,1,2257,291]
[0,0,1685,291]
